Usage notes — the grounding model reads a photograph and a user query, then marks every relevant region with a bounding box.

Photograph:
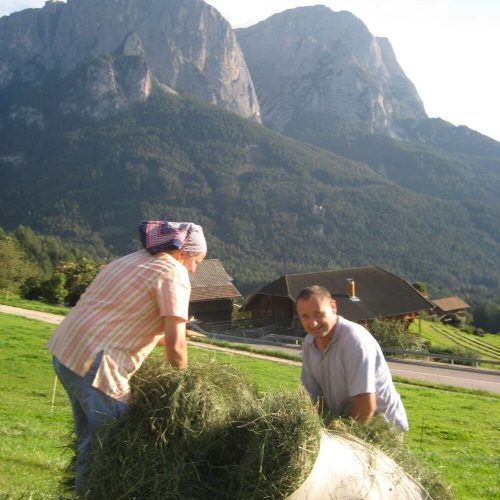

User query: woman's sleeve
[155,265,191,320]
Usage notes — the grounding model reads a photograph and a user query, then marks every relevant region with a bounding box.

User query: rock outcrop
[236,6,425,134]
[0,0,260,121]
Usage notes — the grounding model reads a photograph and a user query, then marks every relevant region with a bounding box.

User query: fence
[382,348,500,367]
[195,324,500,368]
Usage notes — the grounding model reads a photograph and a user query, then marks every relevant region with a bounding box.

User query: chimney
[346,279,360,302]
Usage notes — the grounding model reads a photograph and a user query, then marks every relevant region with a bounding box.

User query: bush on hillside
[427,346,480,366]
[56,258,101,306]
[369,319,425,351]
[20,273,68,305]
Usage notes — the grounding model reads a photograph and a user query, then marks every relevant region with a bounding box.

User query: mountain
[1,1,499,302]
[1,88,499,297]
[236,5,425,135]
[0,0,260,121]
[236,6,500,245]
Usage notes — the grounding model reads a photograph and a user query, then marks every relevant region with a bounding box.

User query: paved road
[0,304,64,325]
[2,305,499,393]
[387,358,500,393]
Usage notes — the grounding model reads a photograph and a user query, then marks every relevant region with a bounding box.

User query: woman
[47,220,206,492]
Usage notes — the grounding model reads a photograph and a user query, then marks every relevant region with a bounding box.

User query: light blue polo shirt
[301,315,409,431]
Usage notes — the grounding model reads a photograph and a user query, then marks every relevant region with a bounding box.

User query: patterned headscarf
[139,221,207,255]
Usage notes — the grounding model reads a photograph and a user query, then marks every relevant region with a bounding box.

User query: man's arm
[163,316,188,368]
[349,392,376,423]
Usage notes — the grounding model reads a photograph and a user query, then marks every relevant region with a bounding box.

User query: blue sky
[2,0,499,141]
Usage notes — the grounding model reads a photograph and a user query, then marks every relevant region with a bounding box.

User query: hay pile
[71,359,321,499]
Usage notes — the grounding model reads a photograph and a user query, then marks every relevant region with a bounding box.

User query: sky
[1,0,499,141]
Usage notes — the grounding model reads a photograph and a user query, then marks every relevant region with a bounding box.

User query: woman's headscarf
[139,221,207,255]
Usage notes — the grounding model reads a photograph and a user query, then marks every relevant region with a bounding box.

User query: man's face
[296,295,338,340]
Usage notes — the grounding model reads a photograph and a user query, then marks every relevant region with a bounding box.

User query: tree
[20,276,43,301]
[40,273,68,305]
[57,258,102,306]
[369,318,425,351]
[14,225,53,277]
[0,237,37,296]
[473,302,500,334]
[411,282,428,297]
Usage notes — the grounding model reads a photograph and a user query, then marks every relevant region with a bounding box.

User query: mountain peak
[0,0,260,121]
[237,5,425,133]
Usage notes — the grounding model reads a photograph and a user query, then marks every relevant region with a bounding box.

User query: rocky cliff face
[236,6,425,134]
[0,0,260,121]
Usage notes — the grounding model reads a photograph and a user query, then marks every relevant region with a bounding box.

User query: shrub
[57,258,101,306]
[20,273,68,305]
[39,272,67,305]
[20,276,43,301]
[427,346,480,366]
[369,319,425,351]
[411,281,428,297]
[473,328,485,337]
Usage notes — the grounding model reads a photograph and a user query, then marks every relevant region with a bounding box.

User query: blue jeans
[53,352,128,493]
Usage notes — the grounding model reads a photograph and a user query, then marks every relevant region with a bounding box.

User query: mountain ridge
[0,0,260,121]
[1,88,499,298]
[1,1,499,303]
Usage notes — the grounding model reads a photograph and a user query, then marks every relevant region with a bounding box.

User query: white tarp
[287,431,430,499]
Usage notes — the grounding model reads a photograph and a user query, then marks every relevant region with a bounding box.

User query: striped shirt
[47,250,191,401]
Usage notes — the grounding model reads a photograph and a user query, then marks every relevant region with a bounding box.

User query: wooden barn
[188,259,241,322]
[242,266,434,326]
[432,296,470,321]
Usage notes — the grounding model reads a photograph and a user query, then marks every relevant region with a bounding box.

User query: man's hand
[163,316,188,368]
[349,392,376,423]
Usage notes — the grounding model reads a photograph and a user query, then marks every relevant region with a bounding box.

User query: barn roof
[432,296,470,313]
[243,266,433,322]
[189,259,241,302]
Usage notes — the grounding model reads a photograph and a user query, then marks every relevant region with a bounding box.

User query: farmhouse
[432,296,471,321]
[188,259,241,322]
[242,266,433,326]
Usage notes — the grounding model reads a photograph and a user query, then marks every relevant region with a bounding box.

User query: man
[47,220,207,492]
[297,285,408,431]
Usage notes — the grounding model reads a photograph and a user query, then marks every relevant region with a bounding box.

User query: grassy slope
[0,314,71,497]
[0,313,499,499]
[410,319,500,359]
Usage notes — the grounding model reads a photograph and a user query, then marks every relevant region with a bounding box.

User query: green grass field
[0,313,499,499]
[410,319,500,360]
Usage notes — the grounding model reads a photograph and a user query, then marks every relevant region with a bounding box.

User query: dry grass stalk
[65,359,320,499]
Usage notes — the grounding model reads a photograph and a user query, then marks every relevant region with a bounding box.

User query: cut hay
[72,359,321,499]
[62,359,441,499]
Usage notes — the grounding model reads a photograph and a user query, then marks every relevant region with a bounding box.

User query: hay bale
[76,359,321,499]
[66,360,434,499]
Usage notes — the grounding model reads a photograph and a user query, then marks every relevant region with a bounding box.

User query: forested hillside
[1,88,499,298]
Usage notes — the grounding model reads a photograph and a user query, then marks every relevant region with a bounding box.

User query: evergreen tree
[0,236,37,296]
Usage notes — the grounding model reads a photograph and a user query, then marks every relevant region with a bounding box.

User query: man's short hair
[296,285,332,304]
